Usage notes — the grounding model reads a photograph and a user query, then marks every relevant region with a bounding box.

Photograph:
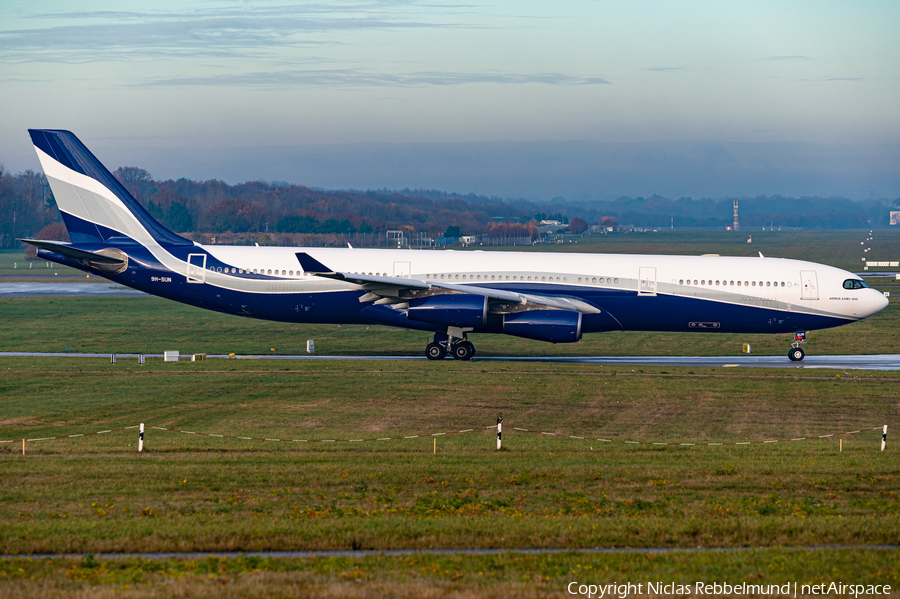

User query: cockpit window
[842,279,868,290]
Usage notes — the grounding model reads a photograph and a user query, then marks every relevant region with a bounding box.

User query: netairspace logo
[566,581,893,598]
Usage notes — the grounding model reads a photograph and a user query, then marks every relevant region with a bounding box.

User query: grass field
[1,232,899,597]
[1,355,898,596]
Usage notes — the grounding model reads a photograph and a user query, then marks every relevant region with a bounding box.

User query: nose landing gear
[788,331,807,362]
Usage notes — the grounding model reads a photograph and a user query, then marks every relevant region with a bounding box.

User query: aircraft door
[393,261,411,278]
[800,270,818,300]
[638,267,657,296]
[187,254,207,283]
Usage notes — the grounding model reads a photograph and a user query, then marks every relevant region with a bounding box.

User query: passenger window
[614,278,618,284]
[592,277,597,283]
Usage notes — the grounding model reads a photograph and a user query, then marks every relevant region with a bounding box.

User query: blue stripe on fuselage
[37,243,853,335]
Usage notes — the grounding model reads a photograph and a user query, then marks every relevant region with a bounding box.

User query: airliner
[21,129,889,362]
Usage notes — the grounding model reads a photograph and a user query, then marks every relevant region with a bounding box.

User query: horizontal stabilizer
[18,239,126,265]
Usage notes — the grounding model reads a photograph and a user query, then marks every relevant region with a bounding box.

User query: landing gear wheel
[425,342,447,361]
[452,341,476,361]
[788,347,805,362]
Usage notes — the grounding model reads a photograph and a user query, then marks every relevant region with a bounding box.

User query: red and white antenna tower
[733,199,740,231]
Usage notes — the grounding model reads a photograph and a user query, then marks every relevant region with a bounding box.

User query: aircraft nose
[874,290,890,314]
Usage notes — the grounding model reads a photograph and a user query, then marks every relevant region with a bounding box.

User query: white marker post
[497,413,503,450]
[882,425,887,452]
[139,423,144,453]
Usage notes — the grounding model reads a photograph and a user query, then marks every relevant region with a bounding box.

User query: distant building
[891,211,900,225]
[537,224,567,235]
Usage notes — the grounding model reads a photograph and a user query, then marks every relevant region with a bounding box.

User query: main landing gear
[788,331,807,362]
[425,333,476,361]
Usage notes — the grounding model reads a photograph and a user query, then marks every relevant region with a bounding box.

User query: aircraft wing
[296,252,600,314]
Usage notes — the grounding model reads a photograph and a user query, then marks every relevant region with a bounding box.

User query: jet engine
[503,310,582,343]
[407,294,488,328]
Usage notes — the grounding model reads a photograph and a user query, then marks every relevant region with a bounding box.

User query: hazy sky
[1,1,898,199]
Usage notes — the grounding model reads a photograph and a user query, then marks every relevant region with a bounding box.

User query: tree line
[1,162,897,250]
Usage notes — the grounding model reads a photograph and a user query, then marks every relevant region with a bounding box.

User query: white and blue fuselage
[23,129,888,361]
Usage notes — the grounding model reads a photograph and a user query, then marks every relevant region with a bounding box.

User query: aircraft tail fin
[28,129,192,247]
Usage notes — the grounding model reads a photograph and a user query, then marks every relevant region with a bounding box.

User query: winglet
[296,252,333,274]
[759,251,765,258]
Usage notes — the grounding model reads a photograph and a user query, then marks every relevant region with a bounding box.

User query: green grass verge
[1,358,897,556]
[1,549,898,598]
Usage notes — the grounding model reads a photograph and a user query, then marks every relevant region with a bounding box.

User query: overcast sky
[1,0,898,200]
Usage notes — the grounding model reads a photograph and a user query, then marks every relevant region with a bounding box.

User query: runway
[3,352,900,370]
[0,282,146,297]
